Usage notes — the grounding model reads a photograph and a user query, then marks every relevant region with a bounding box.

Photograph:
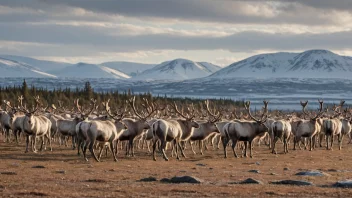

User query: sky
[0,0,352,66]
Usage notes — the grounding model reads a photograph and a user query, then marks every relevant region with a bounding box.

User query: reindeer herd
[1,95,352,162]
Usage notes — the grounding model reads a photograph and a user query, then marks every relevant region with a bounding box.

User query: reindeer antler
[301,100,323,120]
[74,98,97,119]
[102,99,127,120]
[204,100,221,122]
[127,96,156,120]
[244,101,268,123]
[169,101,195,120]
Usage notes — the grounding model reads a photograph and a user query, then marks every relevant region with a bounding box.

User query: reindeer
[116,96,157,157]
[271,118,292,154]
[223,101,269,158]
[293,100,324,151]
[321,101,345,150]
[0,101,15,143]
[16,96,52,153]
[189,100,221,155]
[56,99,97,149]
[81,99,126,162]
[2,96,27,143]
[152,102,199,161]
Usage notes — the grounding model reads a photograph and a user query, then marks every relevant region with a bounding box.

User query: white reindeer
[17,96,52,153]
[271,119,292,154]
[223,101,269,158]
[293,100,324,151]
[152,102,199,161]
[82,99,126,162]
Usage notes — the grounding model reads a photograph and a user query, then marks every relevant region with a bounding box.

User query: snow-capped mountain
[210,50,352,79]
[52,63,131,79]
[100,61,156,77]
[0,58,57,78]
[0,55,72,73]
[133,58,221,81]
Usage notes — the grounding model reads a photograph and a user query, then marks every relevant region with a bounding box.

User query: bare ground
[1,139,352,197]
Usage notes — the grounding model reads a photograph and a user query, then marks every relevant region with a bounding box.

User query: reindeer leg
[244,141,248,157]
[152,139,158,161]
[272,137,278,154]
[45,131,53,151]
[98,144,104,161]
[32,135,38,153]
[130,139,135,157]
[6,128,10,143]
[125,141,129,156]
[217,136,221,150]
[293,137,297,150]
[326,135,329,150]
[77,138,82,156]
[110,141,118,162]
[141,139,145,150]
[249,140,253,158]
[179,142,187,158]
[175,140,180,160]
[339,134,343,150]
[89,141,100,162]
[190,141,196,155]
[223,136,229,158]
[72,135,76,150]
[39,136,45,151]
[319,134,323,147]
[161,141,169,161]
[145,140,150,153]
[200,140,204,155]
[14,129,19,144]
[25,135,30,153]
[330,135,334,151]
[232,139,238,158]
[83,141,89,161]
[115,140,119,156]
[283,138,287,154]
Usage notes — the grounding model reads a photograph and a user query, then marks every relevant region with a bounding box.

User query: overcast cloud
[0,0,351,66]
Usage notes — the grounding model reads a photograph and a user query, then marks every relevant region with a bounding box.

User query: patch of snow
[132,58,221,81]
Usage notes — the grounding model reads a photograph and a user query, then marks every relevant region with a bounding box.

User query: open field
[1,138,352,197]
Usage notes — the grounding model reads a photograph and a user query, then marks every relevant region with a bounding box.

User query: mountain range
[210,50,352,79]
[1,49,352,80]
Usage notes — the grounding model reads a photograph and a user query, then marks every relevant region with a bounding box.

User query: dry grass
[1,138,352,197]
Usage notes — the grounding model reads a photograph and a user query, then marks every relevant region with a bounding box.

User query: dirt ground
[1,138,352,198]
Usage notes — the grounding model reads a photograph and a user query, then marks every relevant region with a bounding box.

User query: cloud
[0,0,352,64]
[1,19,352,55]
[2,0,352,26]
